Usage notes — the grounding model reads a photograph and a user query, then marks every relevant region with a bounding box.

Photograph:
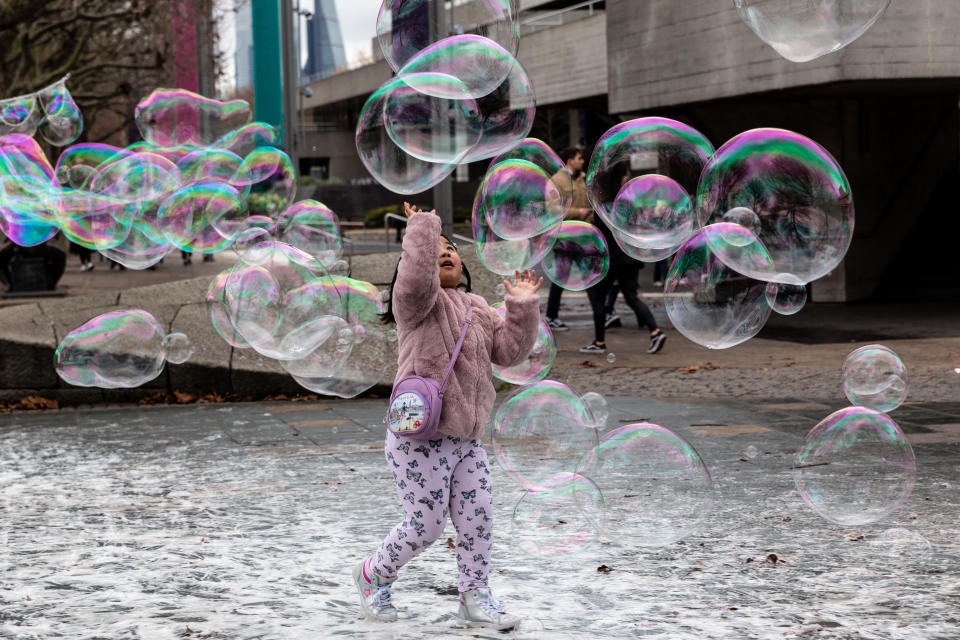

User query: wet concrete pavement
[2,395,959,639]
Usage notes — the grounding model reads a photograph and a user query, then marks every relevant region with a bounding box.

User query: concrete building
[299,0,960,301]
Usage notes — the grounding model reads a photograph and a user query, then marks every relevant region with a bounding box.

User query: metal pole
[252,0,284,140]
[280,0,299,169]
[430,0,453,237]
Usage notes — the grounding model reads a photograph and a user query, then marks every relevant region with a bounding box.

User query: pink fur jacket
[391,212,540,440]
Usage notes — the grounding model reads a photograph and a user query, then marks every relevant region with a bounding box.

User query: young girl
[353,202,542,630]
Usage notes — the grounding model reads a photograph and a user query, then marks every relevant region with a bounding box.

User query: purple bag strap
[439,306,473,397]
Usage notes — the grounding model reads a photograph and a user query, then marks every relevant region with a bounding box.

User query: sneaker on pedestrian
[579,341,606,354]
[648,331,667,354]
[353,558,398,622]
[604,313,621,328]
[456,588,519,631]
[546,317,569,331]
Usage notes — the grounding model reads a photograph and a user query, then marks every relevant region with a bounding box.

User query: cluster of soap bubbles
[357,1,535,194]
[472,138,609,291]
[794,345,914,526]
[55,310,194,388]
[735,0,892,62]
[0,75,82,146]
[495,381,715,557]
[1,87,299,269]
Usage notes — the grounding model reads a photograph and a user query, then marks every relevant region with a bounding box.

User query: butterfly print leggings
[371,431,493,592]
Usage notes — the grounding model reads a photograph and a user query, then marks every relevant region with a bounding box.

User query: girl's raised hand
[503,269,543,298]
[403,202,436,218]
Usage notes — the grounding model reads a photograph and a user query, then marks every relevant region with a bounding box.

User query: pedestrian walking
[70,241,95,272]
[545,146,593,331]
[352,202,541,630]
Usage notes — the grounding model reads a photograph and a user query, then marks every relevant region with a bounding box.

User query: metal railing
[520,0,603,29]
[384,212,474,251]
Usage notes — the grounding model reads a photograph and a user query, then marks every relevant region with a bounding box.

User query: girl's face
[437,236,463,288]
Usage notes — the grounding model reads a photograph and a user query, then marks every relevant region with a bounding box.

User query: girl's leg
[370,434,458,579]
[448,439,493,592]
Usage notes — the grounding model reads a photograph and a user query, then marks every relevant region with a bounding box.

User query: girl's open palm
[403,202,436,218]
[503,269,543,298]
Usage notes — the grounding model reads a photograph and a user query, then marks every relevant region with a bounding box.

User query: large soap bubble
[0,75,83,146]
[491,303,556,385]
[492,380,599,491]
[665,223,774,349]
[377,0,519,73]
[511,472,605,558]
[480,159,565,240]
[276,200,343,267]
[842,344,907,413]
[735,0,892,62]
[586,117,713,247]
[794,407,915,526]
[472,187,559,276]
[135,89,251,147]
[396,34,518,100]
[55,310,167,388]
[157,181,247,253]
[583,424,716,546]
[696,128,854,285]
[539,221,609,291]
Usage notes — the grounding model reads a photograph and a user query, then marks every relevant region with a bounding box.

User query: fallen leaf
[597,565,613,573]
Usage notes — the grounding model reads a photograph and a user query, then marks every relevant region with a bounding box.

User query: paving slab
[1,396,959,638]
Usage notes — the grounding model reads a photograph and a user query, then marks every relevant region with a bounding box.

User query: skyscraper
[302,0,347,79]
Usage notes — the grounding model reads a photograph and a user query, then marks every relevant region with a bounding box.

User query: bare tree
[0,1,182,144]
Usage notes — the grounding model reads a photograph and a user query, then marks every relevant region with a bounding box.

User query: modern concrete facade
[298,0,960,301]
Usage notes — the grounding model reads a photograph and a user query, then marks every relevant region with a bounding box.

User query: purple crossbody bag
[386,307,473,440]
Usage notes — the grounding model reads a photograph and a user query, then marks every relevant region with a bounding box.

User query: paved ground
[1,395,959,639]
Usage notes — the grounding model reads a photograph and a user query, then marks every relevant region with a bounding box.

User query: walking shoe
[648,332,667,354]
[546,317,569,331]
[456,588,519,631]
[604,313,621,328]
[653,280,664,287]
[579,341,606,354]
[353,558,398,622]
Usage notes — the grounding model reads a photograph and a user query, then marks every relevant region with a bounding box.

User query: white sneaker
[353,558,398,622]
[456,588,519,631]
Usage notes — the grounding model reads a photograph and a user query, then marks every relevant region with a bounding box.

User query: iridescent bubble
[396,34,517,100]
[491,303,556,385]
[696,128,854,284]
[157,181,247,253]
[57,191,136,251]
[794,407,915,526]
[540,221,609,292]
[0,95,40,136]
[606,352,616,364]
[471,188,559,276]
[177,148,246,187]
[91,152,181,204]
[55,310,166,388]
[355,74,457,194]
[665,223,774,349]
[610,174,694,250]
[511,472,605,558]
[281,315,354,379]
[583,423,716,546]
[231,218,275,265]
[842,344,907,413]
[0,136,60,246]
[735,0,892,62]
[98,211,173,270]
[765,277,806,315]
[721,206,761,239]
[230,147,296,216]
[581,392,609,428]
[205,270,251,349]
[275,200,343,267]
[377,1,519,73]
[610,228,679,263]
[54,143,129,189]
[135,89,252,147]
[586,117,714,237]
[492,380,599,491]
[488,138,570,214]
[36,78,83,146]
[480,159,565,240]
[383,73,483,164]
[212,121,281,157]
[162,332,194,364]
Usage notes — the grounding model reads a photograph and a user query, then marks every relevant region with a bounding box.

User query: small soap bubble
[606,352,616,364]
[386,328,398,342]
[495,282,507,297]
[540,221,609,291]
[581,392,609,428]
[511,472,605,558]
[843,344,907,413]
[765,278,807,316]
[744,445,759,459]
[162,332,194,364]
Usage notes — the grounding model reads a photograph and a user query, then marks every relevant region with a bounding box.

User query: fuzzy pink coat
[392,212,541,440]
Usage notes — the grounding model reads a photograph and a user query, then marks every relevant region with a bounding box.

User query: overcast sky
[335,0,382,64]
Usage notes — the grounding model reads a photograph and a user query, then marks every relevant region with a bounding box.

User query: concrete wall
[519,13,607,106]
[607,0,960,113]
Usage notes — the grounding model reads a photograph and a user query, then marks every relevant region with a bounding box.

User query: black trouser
[546,282,563,319]
[586,262,657,344]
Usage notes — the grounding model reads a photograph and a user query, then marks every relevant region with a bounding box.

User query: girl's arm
[392,205,440,327]
[490,269,543,367]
